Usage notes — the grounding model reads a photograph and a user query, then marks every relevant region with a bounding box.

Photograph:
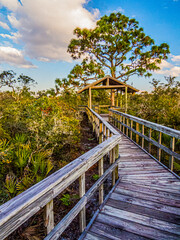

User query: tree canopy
[68,12,170,82]
[68,58,105,87]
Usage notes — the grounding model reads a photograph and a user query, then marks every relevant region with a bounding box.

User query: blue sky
[0,0,179,92]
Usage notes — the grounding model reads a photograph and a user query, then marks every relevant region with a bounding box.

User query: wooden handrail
[109,109,180,173]
[110,109,180,139]
[0,107,121,240]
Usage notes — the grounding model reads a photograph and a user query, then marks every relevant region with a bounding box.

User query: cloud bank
[0,46,36,68]
[0,0,99,66]
[156,56,180,77]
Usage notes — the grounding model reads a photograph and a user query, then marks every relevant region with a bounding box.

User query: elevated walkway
[81,134,180,240]
[1,108,179,240]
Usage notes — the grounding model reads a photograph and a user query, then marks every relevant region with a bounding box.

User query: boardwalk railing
[109,109,180,174]
[0,107,121,240]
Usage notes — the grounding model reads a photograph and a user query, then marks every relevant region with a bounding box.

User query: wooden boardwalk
[81,134,180,240]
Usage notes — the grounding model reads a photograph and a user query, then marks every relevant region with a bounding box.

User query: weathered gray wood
[79,173,86,232]
[158,131,162,161]
[110,109,180,161]
[45,200,54,234]
[130,120,133,139]
[114,187,180,207]
[102,205,180,234]
[116,182,180,200]
[112,147,116,186]
[142,124,144,148]
[45,157,121,240]
[0,133,121,239]
[96,213,180,240]
[169,137,175,171]
[120,169,171,175]
[149,128,152,153]
[84,232,110,240]
[109,192,180,215]
[80,127,180,240]
[88,108,119,135]
[90,221,149,240]
[110,109,180,139]
[98,158,104,204]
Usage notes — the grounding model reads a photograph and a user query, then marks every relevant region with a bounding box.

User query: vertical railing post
[112,147,116,186]
[169,137,175,171]
[99,122,103,144]
[120,115,122,132]
[115,144,119,180]
[123,117,125,134]
[142,125,144,148]
[45,200,54,234]
[136,122,139,144]
[158,132,162,161]
[106,128,109,139]
[149,128,152,154]
[98,158,104,204]
[118,114,120,130]
[98,119,100,140]
[103,124,106,141]
[130,120,133,140]
[109,132,113,164]
[79,173,86,232]
[126,118,129,136]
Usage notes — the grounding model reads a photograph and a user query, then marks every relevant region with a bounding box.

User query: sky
[0,0,179,92]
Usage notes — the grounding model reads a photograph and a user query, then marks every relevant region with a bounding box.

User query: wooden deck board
[81,134,180,240]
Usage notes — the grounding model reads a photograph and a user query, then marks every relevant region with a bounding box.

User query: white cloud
[0,0,99,62]
[156,58,180,77]
[0,21,10,30]
[0,46,37,68]
[7,14,20,28]
[0,0,19,11]
[157,66,180,77]
[158,59,172,68]
[0,32,21,43]
[171,55,180,62]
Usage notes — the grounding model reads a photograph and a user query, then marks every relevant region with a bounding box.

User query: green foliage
[128,76,180,130]
[60,193,79,206]
[68,12,170,82]
[60,194,71,206]
[0,75,82,201]
[68,58,105,87]
[92,174,99,181]
[4,174,17,198]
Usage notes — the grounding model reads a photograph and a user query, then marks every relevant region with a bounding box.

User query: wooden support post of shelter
[77,75,139,112]
[111,89,115,107]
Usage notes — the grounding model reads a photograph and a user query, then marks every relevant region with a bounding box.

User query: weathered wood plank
[109,192,180,215]
[81,129,180,240]
[84,232,110,240]
[116,182,180,200]
[90,221,149,240]
[107,198,180,224]
[45,200,54,234]
[114,188,180,207]
[110,109,180,139]
[102,205,180,234]
[96,213,180,240]
[120,180,180,193]
[120,169,168,175]
[79,173,86,233]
